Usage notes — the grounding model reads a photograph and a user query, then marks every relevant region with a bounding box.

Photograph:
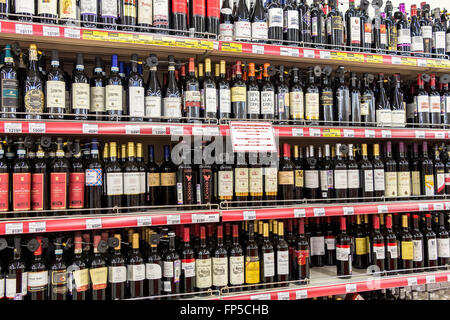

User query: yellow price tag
[345,53,364,62]
[322,128,341,137]
[221,42,243,52]
[331,51,347,60]
[366,55,383,64]
[401,57,417,66]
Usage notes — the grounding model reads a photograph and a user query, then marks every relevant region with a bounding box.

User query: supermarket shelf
[0,210,220,235]
[221,199,450,222]
[1,120,450,139]
[212,266,450,300]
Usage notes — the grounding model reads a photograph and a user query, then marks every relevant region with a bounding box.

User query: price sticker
[86,218,102,230]
[170,126,184,136]
[426,275,436,284]
[343,129,354,137]
[365,129,376,138]
[277,292,290,300]
[434,131,445,139]
[309,128,321,137]
[15,23,33,35]
[203,214,220,223]
[343,207,354,215]
[28,122,46,133]
[295,290,308,300]
[391,56,402,64]
[252,45,264,55]
[205,126,219,136]
[251,293,271,300]
[407,277,418,286]
[415,130,425,139]
[445,202,450,210]
[319,50,331,59]
[294,208,306,218]
[377,205,388,213]
[82,123,98,134]
[28,221,46,233]
[292,128,304,137]
[5,223,23,235]
[137,216,152,227]
[313,207,325,217]
[447,275,450,282]
[346,283,357,293]
[151,126,166,135]
[417,59,427,67]
[43,26,60,37]
[192,214,206,223]
[64,28,81,39]
[167,215,181,225]
[433,203,444,211]
[280,47,299,57]
[381,130,392,138]
[243,210,257,220]
[303,49,315,58]
[192,126,205,136]
[4,122,22,133]
[418,203,429,211]
[126,125,141,135]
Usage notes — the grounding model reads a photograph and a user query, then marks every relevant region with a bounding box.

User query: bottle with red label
[181,227,195,295]
[336,217,352,279]
[0,143,9,213]
[189,0,206,37]
[172,0,188,36]
[206,0,220,37]
[31,143,48,216]
[50,138,69,215]
[294,218,310,284]
[12,138,31,217]
[69,140,85,215]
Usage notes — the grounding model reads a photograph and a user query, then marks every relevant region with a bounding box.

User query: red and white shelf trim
[221,199,450,222]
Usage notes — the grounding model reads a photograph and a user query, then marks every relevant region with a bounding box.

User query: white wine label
[229,256,244,285]
[350,17,360,43]
[219,89,231,114]
[72,83,90,110]
[263,252,275,277]
[364,170,374,192]
[252,21,268,41]
[16,0,34,13]
[129,86,145,117]
[417,95,429,113]
[181,260,195,278]
[163,261,174,278]
[145,96,161,118]
[106,172,123,196]
[290,91,304,119]
[234,21,251,41]
[364,23,372,44]
[398,28,411,44]
[205,88,217,113]
[124,172,140,195]
[384,171,397,197]
[212,257,228,286]
[249,168,263,193]
[138,0,152,24]
[277,251,289,275]
[306,170,319,189]
[264,167,278,193]
[325,237,335,250]
[421,26,432,39]
[373,244,385,260]
[376,109,392,126]
[46,81,66,110]
[434,31,446,49]
[218,171,233,197]
[305,93,319,120]
[38,0,57,15]
[195,258,212,289]
[220,23,234,41]
[27,271,48,289]
[334,170,348,190]
[6,274,27,298]
[424,174,434,196]
[163,97,182,118]
[108,266,127,283]
[411,36,424,52]
[429,96,441,113]
[391,109,405,126]
[428,238,438,261]
[127,264,146,281]
[413,240,423,262]
[101,0,118,17]
[285,10,299,29]
[59,0,76,19]
[336,246,350,261]
[105,85,123,111]
[80,0,97,14]
[373,169,385,192]
[397,171,411,197]
[235,168,249,193]
[437,173,445,193]
[261,91,275,115]
[387,243,398,259]
[90,86,105,112]
[268,8,283,27]
[247,91,260,114]
[311,236,325,256]
[347,169,359,189]
[437,238,450,258]
[138,172,146,194]
[146,263,162,280]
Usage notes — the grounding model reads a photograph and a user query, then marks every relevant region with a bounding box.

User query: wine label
[304,169,319,189]
[391,109,405,127]
[50,172,68,210]
[59,0,76,18]
[295,249,309,266]
[245,256,259,284]
[31,173,44,211]
[6,274,27,298]
[161,172,176,186]
[72,83,90,110]
[325,237,335,250]
[184,90,201,110]
[163,261,174,278]
[311,16,318,36]
[247,90,260,115]
[319,170,331,191]
[101,0,118,17]
[231,86,246,103]
[252,21,268,41]
[364,23,372,44]
[163,97,182,118]
[105,85,123,111]
[25,89,44,114]
[80,0,97,15]
[411,171,421,196]
[413,240,423,262]
[38,0,57,15]
[124,172,140,195]
[90,267,107,290]
[106,172,123,196]
[277,92,289,114]
[401,241,413,260]
[421,26,432,39]
[260,91,274,115]
[398,28,411,45]
[397,171,411,197]
[434,31,446,49]
[195,258,212,289]
[427,238,438,261]
[277,251,289,275]
[376,109,392,126]
[28,271,48,291]
[380,25,387,45]
[411,35,424,52]
[264,167,278,193]
[90,86,105,112]
[268,8,283,28]
[446,96,450,113]
[437,172,445,194]
[437,238,450,258]
[332,15,344,32]
[249,168,263,193]
[146,263,162,280]
[153,0,169,26]
[429,96,441,113]
[13,172,31,211]
[69,172,84,209]
[373,243,385,260]
[1,79,18,109]
[295,169,305,188]
[336,245,351,261]
[212,257,228,286]
[205,88,217,114]
[127,264,146,281]
[234,21,251,41]
[85,169,102,186]
[147,172,160,188]
[220,23,234,41]
[355,237,367,255]
[347,169,359,189]
[16,0,34,13]
[0,173,8,211]
[424,174,434,196]
[129,87,145,117]
[72,269,89,292]
[278,171,294,185]
[180,259,194,279]
[229,256,245,285]
[363,170,374,192]
[235,168,249,193]
[218,170,233,197]
[311,236,325,256]
[108,266,127,283]
[219,89,231,114]
[305,93,319,120]
[138,171,146,194]
[263,252,275,277]
[138,0,152,24]
[384,171,397,197]
[51,270,67,295]
[334,170,348,190]
[387,243,398,259]
[144,96,161,118]
[417,95,429,113]
[350,17,360,44]
[290,91,304,119]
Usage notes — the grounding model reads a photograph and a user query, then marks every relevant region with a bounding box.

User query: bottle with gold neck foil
[123,142,139,211]
[136,143,147,206]
[24,44,44,119]
[105,142,123,211]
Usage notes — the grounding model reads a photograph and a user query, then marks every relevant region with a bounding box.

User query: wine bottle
[370,215,385,273]
[189,0,206,37]
[385,214,398,274]
[415,74,430,127]
[326,0,344,49]
[384,141,398,198]
[105,142,123,210]
[260,63,275,120]
[15,0,34,21]
[79,0,98,27]
[267,0,283,44]
[12,139,31,216]
[410,5,424,56]
[336,217,352,279]
[105,55,123,120]
[334,144,348,199]
[283,0,299,45]
[146,231,162,298]
[24,44,44,120]
[179,227,195,295]
[108,233,126,300]
[434,145,445,196]
[359,144,373,200]
[305,68,319,125]
[217,60,231,119]
[423,213,438,271]
[311,217,325,267]
[162,232,181,297]
[276,65,289,124]
[164,56,182,122]
[100,0,118,29]
[28,237,48,300]
[0,44,18,118]
[289,67,303,124]
[142,57,161,121]
[120,0,137,31]
[122,142,139,210]
[294,219,310,284]
[234,152,248,206]
[360,73,376,126]
[144,145,159,206]
[441,81,450,126]
[231,61,247,119]
[46,50,67,119]
[373,7,387,54]
[446,145,450,195]
[399,214,414,273]
[89,57,105,121]
[126,54,145,122]
[85,139,103,214]
[432,8,447,56]
[310,0,323,47]
[396,142,411,199]
[195,226,212,295]
[292,145,304,201]
[411,214,424,271]
[347,144,360,200]
[234,0,251,41]
[136,143,147,206]
[275,221,289,287]
[90,235,107,300]
[127,233,145,298]
[375,73,392,127]
[390,74,406,127]
[384,1,397,52]
[69,233,90,300]
[244,63,259,119]
[278,144,294,203]
[157,146,174,206]
[421,141,434,196]
[183,58,201,122]
[260,223,274,289]
[211,225,228,290]
[429,74,441,126]
[345,0,360,50]
[6,237,27,300]
[397,3,411,55]
[58,0,77,25]
[72,54,90,120]
[31,144,48,215]
[68,143,84,214]
[419,5,432,57]
[219,0,234,41]
[36,0,57,23]
[49,237,68,300]
[360,1,372,53]
[354,215,368,269]
[50,138,69,215]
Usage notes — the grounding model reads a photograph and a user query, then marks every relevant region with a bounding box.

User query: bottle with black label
[176,147,194,209]
[349,73,361,126]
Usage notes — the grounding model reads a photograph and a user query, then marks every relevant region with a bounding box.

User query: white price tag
[343,129,354,137]
[203,214,220,223]
[205,126,219,136]
[313,207,325,217]
[252,45,264,55]
[192,214,206,223]
[28,122,46,133]
[192,126,205,136]
[43,26,60,37]
[64,28,81,39]
[415,130,425,138]
[419,203,429,211]
[292,128,304,137]
[169,126,184,136]
[426,275,436,284]
[391,56,402,64]
[295,290,308,300]
[167,215,181,225]
[446,202,450,210]
[417,59,427,67]
[125,125,141,135]
[309,128,321,137]
[303,49,315,58]
[381,130,392,138]
[377,205,388,213]
[251,293,271,300]
[365,129,376,138]
[28,221,46,233]
[434,131,445,139]
[407,277,418,286]
[433,203,444,211]
[346,283,357,293]
[86,218,102,230]
[15,23,33,35]
[343,207,354,215]
[447,275,450,282]
[151,126,166,135]
[82,123,98,134]
[4,122,22,133]
[277,292,290,300]
[243,210,257,220]
[280,47,299,57]
[137,216,152,227]
[294,208,306,218]
[319,50,331,59]
[5,223,23,235]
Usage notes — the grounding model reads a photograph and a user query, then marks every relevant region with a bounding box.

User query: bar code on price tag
[419,203,429,211]
[319,51,331,59]
[313,207,325,217]
[151,126,166,135]
[28,122,46,133]
[82,123,98,134]
[292,128,304,137]
[5,223,23,234]
[365,129,376,138]
[309,128,321,137]
[64,28,81,39]
[381,130,392,138]
[277,292,290,300]
[426,275,436,284]
[295,290,308,300]
[346,283,357,293]
[29,221,46,233]
[15,24,33,35]
[243,210,256,220]
[167,215,181,225]
[126,125,141,135]
[170,126,184,136]
[434,131,445,139]
[294,208,306,218]
[415,131,425,138]
[343,207,354,215]
[137,216,152,226]
[407,277,418,286]
[433,203,444,211]
[86,219,102,229]
[343,129,354,137]
[252,45,264,55]
[192,214,206,223]
[4,122,22,133]
[377,205,388,213]
[280,47,299,57]
[43,26,60,37]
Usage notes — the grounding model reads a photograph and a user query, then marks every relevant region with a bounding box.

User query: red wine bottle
[196,226,212,295]
[229,224,244,292]
[283,0,299,45]
[397,3,411,55]
[69,233,90,300]
[370,215,385,273]
[384,141,397,199]
[6,237,27,300]
[49,237,68,300]
[162,232,181,298]
[261,63,275,120]
[429,74,441,126]
[278,144,294,203]
[324,217,336,265]
[231,61,247,119]
[219,0,234,40]
[411,214,424,271]
[100,0,118,30]
[28,237,48,300]
[234,152,248,207]
[127,233,145,298]
[419,4,432,57]
[416,74,430,127]
[423,213,438,271]
[354,215,368,269]
[190,0,206,37]
[276,222,289,287]
[336,217,352,279]
[433,145,445,196]
[311,217,325,267]
[267,0,283,44]
[397,142,411,199]
[293,145,304,201]
[251,0,268,43]
[50,138,69,215]
[334,143,348,199]
[184,58,201,122]
[436,212,450,269]
[108,234,126,300]
[172,0,188,36]
[359,0,372,53]
[12,139,31,217]
[326,0,344,49]
[181,227,195,294]
[261,223,275,288]
[206,0,220,37]
[410,5,424,57]
[399,214,414,273]
[421,141,435,196]
[385,214,398,274]
[245,222,260,289]
[31,144,48,215]
[212,225,228,290]
[90,235,107,300]
[164,56,182,122]
[294,219,310,284]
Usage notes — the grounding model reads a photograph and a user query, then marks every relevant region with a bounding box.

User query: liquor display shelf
[209,266,450,300]
[1,19,450,73]
[1,119,450,139]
